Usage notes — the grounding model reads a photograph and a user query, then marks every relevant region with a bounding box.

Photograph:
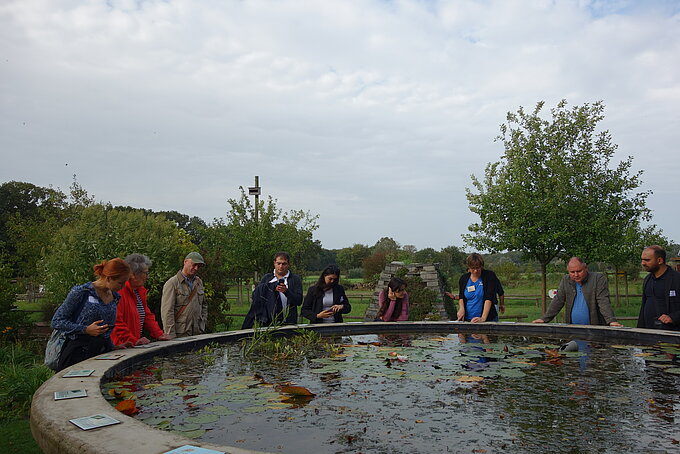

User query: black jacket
[259,272,303,325]
[241,281,281,329]
[638,267,680,330]
[301,285,351,323]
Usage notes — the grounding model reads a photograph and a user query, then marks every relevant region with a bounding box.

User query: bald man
[533,257,622,326]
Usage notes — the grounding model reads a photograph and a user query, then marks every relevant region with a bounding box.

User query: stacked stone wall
[363,262,449,321]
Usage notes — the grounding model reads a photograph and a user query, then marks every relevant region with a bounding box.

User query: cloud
[1,0,679,250]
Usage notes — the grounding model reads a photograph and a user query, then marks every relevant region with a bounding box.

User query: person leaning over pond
[301,265,351,323]
[111,253,172,347]
[376,277,409,321]
[51,258,131,371]
[161,252,207,338]
[445,253,500,323]
[638,245,680,330]
[532,257,622,326]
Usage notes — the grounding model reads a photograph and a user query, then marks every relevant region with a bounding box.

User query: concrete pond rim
[30,321,680,454]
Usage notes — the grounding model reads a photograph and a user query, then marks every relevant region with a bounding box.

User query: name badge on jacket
[467,286,476,292]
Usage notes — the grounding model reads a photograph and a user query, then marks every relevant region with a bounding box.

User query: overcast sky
[2,0,679,251]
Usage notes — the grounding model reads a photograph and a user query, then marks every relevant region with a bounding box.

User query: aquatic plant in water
[103,333,680,453]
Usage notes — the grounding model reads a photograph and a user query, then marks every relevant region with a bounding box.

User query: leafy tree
[0,255,29,342]
[114,206,207,245]
[465,100,652,311]
[336,243,371,270]
[413,247,440,264]
[437,246,467,278]
[201,188,319,282]
[0,181,68,272]
[304,246,338,272]
[362,251,389,281]
[372,237,401,254]
[42,205,195,314]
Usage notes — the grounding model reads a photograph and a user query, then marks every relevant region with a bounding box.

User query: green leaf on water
[664,367,680,375]
[142,415,176,426]
[185,413,219,424]
[185,395,219,405]
[206,405,235,416]
[173,423,202,432]
[242,405,268,413]
[161,378,182,385]
[176,428,206,439]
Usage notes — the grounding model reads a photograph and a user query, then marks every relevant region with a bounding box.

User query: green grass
[0,418,42,454]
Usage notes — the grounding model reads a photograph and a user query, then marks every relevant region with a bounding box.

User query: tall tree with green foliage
[336,243,372,271]
[42,205,195,312]
[201,187,319,282]
[0,181,68,274]
[465,100,653,311]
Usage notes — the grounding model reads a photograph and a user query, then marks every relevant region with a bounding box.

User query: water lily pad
[185,413,219,424]
[242,405,268,413]
[664,367,680,375]
[184,395,219,405]
[141,415,176,426]
[497,368,526,378]
[206,405,234,416]
[173,423,202,432]
[175,428,206,439]
[161,378,183,385]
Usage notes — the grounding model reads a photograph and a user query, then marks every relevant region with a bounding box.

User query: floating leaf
[206,405,235,416]
[177,428,206,439]
[141,415,177,426]
[275,385,315,396]
[184,395,218,405]
[161,378,182,385]
[115,399,139,415]
[173,423,202,432]
[457,375,484,382]
[108,388,132,399]
[664,367,680,375]
[243,405,268,413]
[185,413,219,424]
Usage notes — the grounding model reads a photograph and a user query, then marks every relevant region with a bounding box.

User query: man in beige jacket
[161,252,207,338]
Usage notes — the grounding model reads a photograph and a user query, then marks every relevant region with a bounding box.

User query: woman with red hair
[50,258,131,370]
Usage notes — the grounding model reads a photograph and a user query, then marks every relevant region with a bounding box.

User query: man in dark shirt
[638,245,680,330]
[242,251,303,328]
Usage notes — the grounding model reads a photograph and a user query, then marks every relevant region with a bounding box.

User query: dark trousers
[57,334,108,371]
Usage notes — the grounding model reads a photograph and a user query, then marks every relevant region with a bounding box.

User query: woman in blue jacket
[447,253,501,323]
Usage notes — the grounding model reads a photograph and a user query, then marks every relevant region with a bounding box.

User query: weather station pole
[248,176,261,285]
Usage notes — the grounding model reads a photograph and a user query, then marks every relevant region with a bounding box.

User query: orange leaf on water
[457,375,484,382]
[115,399,139,415]
[275,384,316,396]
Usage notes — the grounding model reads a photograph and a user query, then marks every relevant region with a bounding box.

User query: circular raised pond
[31,322,680,454]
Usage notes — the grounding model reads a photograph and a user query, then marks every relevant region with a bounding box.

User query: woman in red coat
[111,254,171,346]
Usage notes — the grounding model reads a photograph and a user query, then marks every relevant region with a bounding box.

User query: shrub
[0,343,53,419]
[0,256,30,343]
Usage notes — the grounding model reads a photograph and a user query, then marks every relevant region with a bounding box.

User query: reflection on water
[103,333,680,453]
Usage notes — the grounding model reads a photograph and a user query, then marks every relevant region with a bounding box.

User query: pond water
[103,333,680,453]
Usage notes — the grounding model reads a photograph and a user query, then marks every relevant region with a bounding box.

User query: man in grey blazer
[532,257,623,326]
